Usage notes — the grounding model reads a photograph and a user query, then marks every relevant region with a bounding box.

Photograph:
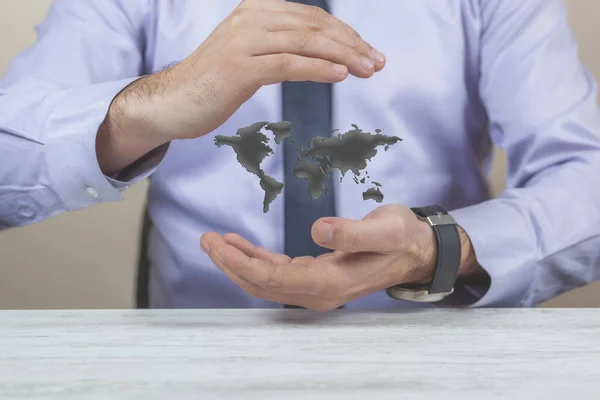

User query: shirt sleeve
[450,0,600,307]
[0,0,155,229]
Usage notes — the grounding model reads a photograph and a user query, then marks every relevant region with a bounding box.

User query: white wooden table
[0,309,598,399]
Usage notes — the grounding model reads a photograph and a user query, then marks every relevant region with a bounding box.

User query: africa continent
[214,122,402,213]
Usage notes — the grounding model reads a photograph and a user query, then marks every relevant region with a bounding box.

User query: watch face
[386,287,454,303]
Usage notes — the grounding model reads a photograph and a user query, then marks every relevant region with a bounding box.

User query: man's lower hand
[200,204,481,312]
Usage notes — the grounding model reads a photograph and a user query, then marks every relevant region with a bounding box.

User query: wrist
[456,226,483,279]
[387,207,487,303]
[406,219,437,285]
[405,222,479,286]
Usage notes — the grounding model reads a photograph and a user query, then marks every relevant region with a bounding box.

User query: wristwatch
[386,205,461,303]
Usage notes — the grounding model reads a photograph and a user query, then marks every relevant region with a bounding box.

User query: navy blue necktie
[282,0,336,261]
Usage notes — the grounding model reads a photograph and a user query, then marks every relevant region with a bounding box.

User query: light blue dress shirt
[1,0,600,308]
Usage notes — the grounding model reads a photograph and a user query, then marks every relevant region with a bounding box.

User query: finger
[203,232,316,306]
[282,3,386,70]
[223,233,292,264]
[203,232,277,290]
[203,233,294,294]
[203,233,348,311]
[291,256,316,264]
[202,232,252,272]
[206,232,330,296]
[225,267,341,312]
[249,31,375,78]
[252,53,348,84]
[238,1,385,70]
[240,0,337,27]
[311,217,401,253]
[257,12,383,68]
[316,252,336,260]
[216,257,312,308]
[238,0,281,8]
[247,0,365,48]
[214,250,342,311]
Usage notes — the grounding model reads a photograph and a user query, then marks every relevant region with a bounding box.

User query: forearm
[451,155,600,307]
[408,223,486,286]
[0,0,162,227]
[460,0,600,307]
[95,76,172,177]
[0,79,142,227]
[457,226,483,279]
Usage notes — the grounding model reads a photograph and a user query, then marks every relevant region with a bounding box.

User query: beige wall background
[0,0,598,309]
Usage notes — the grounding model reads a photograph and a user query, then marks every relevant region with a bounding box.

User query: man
[1,0,599,310]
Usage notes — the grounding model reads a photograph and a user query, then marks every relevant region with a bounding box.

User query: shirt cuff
[44,78,139,210]
[107,142,171,190]
[449,199,537,307]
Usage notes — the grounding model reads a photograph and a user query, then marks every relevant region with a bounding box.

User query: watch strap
[411,206,461,294]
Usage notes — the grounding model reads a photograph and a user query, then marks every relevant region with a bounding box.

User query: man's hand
[200,204,481,312]
[96,0,386,175]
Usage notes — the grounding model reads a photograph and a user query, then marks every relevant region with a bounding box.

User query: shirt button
[85,186,99,199]
[17,204,36,219]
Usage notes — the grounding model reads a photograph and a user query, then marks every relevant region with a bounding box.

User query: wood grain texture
[0,309,598,399]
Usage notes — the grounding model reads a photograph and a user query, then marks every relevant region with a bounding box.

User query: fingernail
[317,220,334,243]
[333,63,347,75]
[371,48,386,63]
[360,56,374,71]
[200,238,209,253]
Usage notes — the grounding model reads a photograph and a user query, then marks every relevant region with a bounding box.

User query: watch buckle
[424,213,456,227]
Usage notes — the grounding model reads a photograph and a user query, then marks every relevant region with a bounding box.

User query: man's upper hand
[96,0,386,176]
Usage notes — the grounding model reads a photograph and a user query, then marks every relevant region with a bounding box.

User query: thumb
[311,216,400,253]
